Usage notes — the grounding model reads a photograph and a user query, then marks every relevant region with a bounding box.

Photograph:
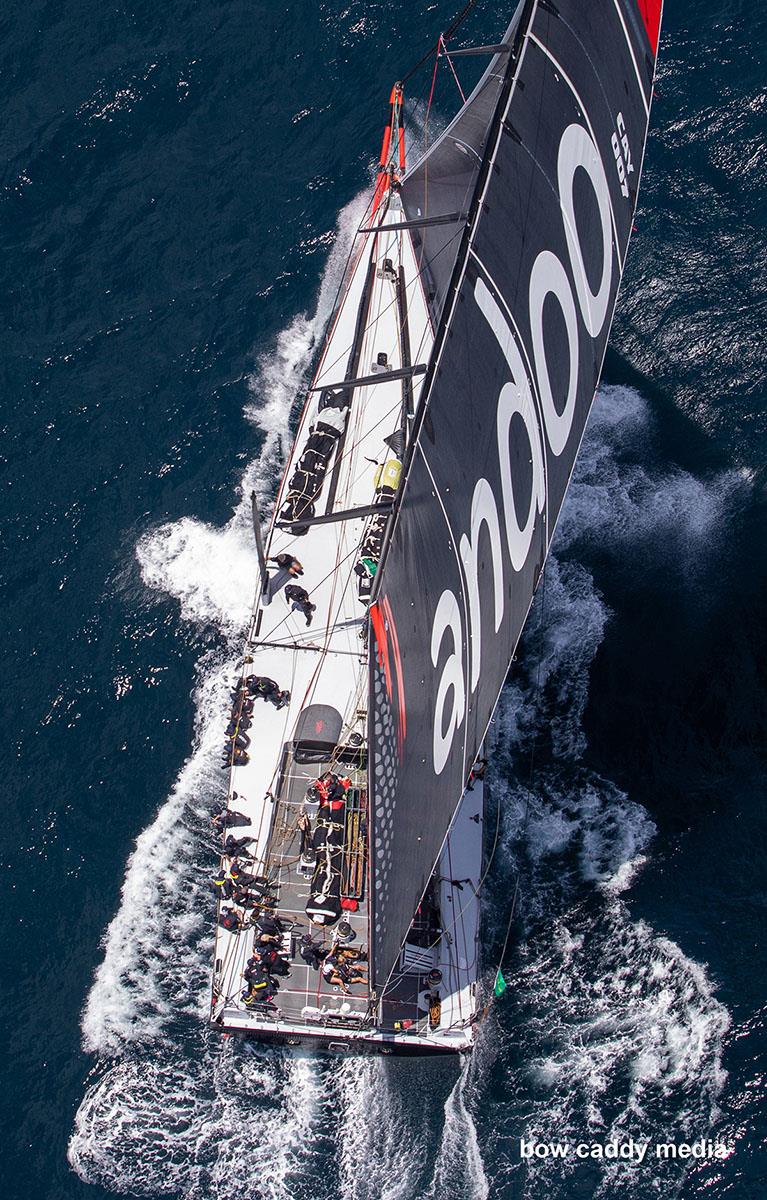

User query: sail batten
[369,0,662,991]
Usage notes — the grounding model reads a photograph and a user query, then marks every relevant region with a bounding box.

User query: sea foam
[70,214,735,1200]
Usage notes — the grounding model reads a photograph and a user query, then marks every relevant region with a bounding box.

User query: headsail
[369,0,663,990]
[399,8,526,329]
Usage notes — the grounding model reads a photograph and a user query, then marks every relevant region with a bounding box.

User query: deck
[210,186,482,1053]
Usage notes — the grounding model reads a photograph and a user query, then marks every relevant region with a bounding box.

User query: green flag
[494,969,508,997]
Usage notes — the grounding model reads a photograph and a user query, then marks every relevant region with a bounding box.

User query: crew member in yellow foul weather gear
[242,959,278,1008]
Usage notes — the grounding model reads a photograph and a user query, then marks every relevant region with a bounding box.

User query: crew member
[284,584,316,627]
[213,857,257,899]
[222,745,250,768]
[212,868,236,901]
[211,804,252,833]
[263,554,303,605]
[467,757,488,790]
[327,777,352,812]
[333,944,367,965]
[229,688,254,715]
[233,883,277,907]
[299,933,327,971]
[258,945,291,976]
[218,907,241,932]
[254,930,281,948]
[254,912,285,938]
[225,713,252,737]
[223,833,254,856]
[268,553,303,577]
[309,772,335,805]
[322,955,367,992]
[241,960,278,1008]
[227,859,273,893]
[244,954,281,989]
[247,676,291,710]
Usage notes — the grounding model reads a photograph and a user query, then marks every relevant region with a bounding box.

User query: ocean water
[1,2,765,1199]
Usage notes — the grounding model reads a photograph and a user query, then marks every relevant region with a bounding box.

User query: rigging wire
[441,36,467,103]
[401,0,480,85]
[303,216,464,405]
[422,39,441,156]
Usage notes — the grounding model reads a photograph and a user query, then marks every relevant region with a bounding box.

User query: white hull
[210,185,483,1055]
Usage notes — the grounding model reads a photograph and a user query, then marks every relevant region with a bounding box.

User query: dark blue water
[1,2,765,1198]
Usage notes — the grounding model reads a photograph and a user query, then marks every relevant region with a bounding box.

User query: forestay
[399,7,525,329]
[368,0,663,990]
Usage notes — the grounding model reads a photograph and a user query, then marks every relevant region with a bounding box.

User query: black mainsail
[369,0,663,990]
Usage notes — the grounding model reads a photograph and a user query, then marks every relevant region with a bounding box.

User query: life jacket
[214,860,241,887]
[243,980,269,1005]
[314,776,334,803]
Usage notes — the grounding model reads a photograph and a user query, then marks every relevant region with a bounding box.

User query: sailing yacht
[210,0,662,1054]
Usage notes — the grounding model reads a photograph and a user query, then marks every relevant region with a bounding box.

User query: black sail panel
[369,0,662,991]
[400,6,526,328]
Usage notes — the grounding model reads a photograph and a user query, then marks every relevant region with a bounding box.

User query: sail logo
[431,120,616,775]
[612,112,634,199]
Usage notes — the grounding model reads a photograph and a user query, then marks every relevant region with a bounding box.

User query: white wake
[69,213,737,1199]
